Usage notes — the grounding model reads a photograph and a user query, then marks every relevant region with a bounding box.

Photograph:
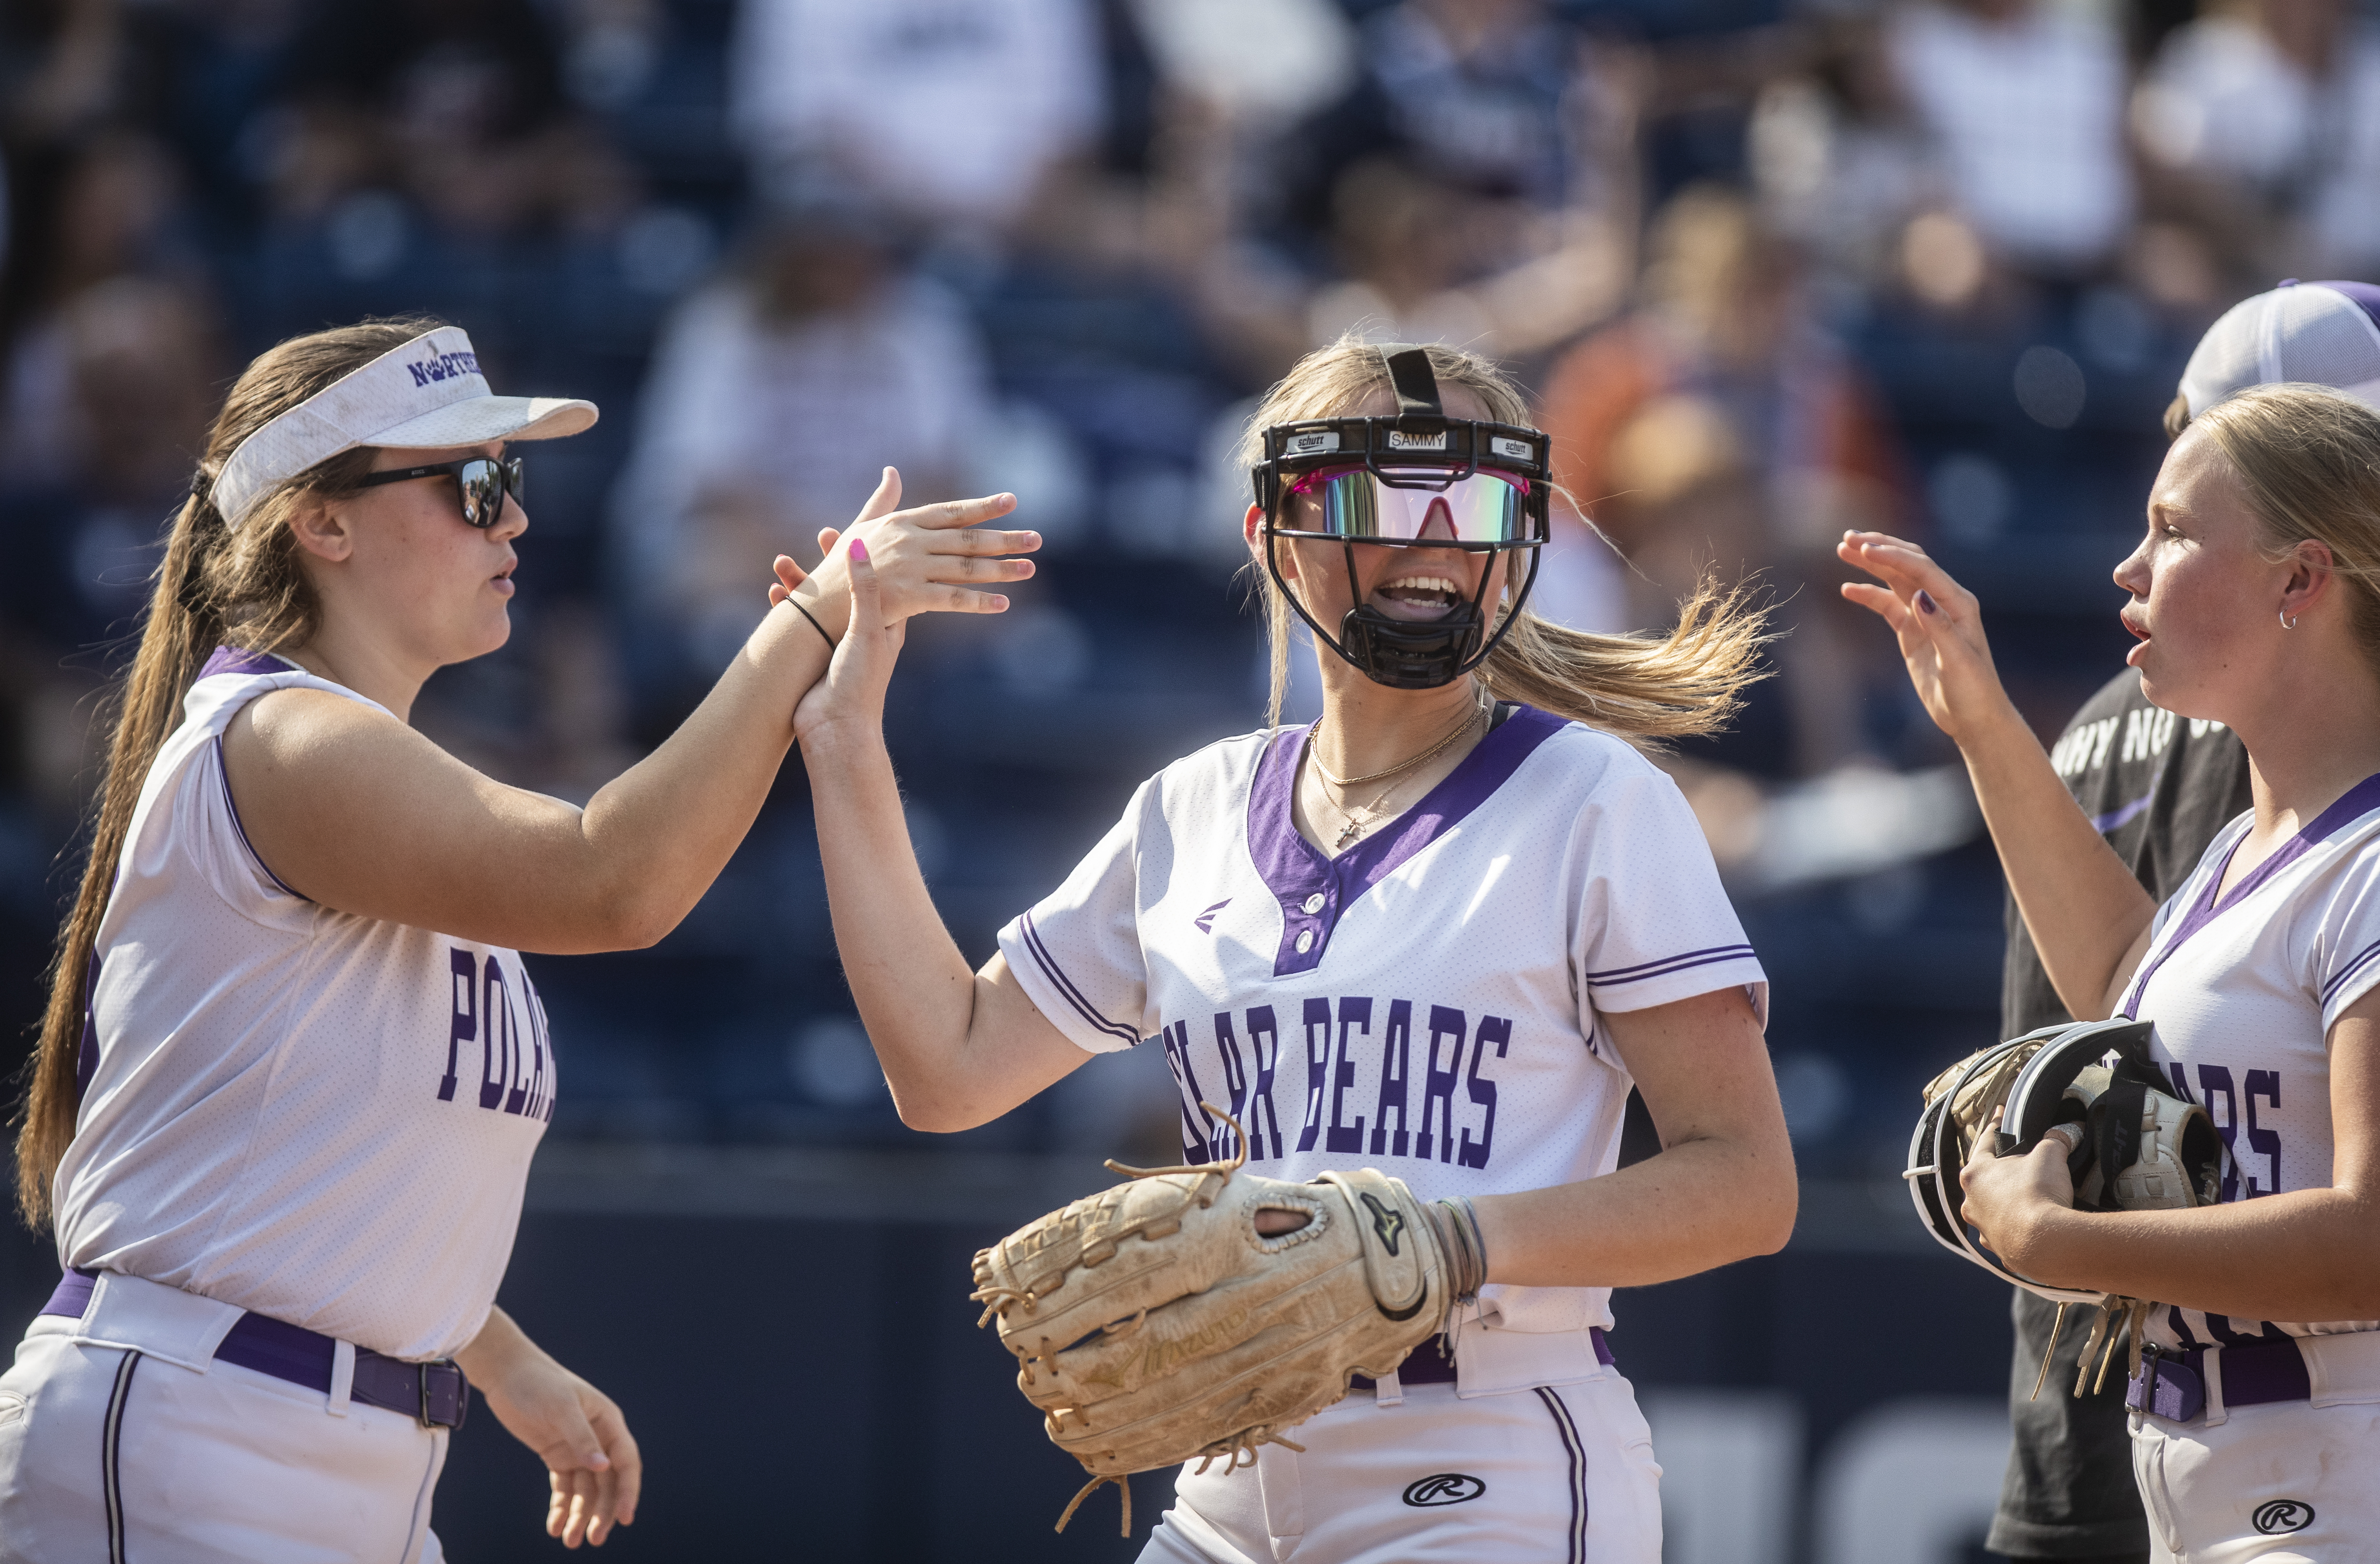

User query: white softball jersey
[999,705,1768,1365]
[2118,772,2380,1354]
[51,648,554,1362]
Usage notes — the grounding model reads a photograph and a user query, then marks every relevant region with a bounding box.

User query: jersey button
[1294,929,1315,954]
[1302,893,1326,914]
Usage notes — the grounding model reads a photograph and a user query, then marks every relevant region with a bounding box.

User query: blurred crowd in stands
[0,0,2360,1161]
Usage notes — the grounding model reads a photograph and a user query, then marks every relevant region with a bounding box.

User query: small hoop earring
[2281,610,2301,630]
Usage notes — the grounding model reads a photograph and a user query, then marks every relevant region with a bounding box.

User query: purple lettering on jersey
[1370,1000,1413,1157]
[532,980,559,1122]
[439,947,476,1102]
[1414,1007,1467,1163]
[2197,1065,2240,1202]
[2244,1070,2280,1196]
[1327,997,1371,1154]
[1458,1016,1512,1170]
[480,957,513,1111]
[1294,1001,1330,1153]
[1213,1012,1250,1139]
[1161,1021,1218,1161]
[1243,1009,1285,1160]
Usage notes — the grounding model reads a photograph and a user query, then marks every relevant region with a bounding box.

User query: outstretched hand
[794,536,906,752]
[1835,530,2019,745]
[768,467,1036,637]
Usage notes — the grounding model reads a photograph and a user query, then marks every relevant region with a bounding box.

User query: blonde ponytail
[1240,338,1769,738]
[16,315,442,1225]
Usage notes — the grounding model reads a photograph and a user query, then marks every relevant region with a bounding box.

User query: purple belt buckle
[2126,1350,2206,1422]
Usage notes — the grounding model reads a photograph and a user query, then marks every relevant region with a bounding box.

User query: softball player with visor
[779,340,1795,1561]
[1843,382,2380,1560]
[0,317,1037,1562]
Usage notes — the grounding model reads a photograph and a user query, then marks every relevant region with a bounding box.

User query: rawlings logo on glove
[969,1107,1454,1535]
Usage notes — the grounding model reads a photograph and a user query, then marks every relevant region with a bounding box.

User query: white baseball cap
[2178,279,2380,419]
[212,325,597,527]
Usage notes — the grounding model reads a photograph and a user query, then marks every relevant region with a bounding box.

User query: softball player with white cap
[780,340,1796,1561]
[0,315,1037,1563]
[1844,374,2380,1559]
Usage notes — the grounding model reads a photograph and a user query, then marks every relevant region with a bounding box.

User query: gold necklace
[1309,694,1489,850]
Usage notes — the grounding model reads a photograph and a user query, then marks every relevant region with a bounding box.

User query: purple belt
[41,1270,468,1430]
[1350,1326,1613,1391]
[2126,1334,2310,1423]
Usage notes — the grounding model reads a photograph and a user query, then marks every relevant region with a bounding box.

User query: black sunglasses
[355,456,525,529]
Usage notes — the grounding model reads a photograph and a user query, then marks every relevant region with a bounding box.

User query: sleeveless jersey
[998,706,1768,1345]
[2119,772,2380,1352]
[52,648,555,1360]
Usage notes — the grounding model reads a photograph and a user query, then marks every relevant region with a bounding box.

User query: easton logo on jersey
[1194,899,1230,934]
[1402,1474,1486,1507]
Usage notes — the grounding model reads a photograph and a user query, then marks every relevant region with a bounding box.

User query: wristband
[1427,1196,1488,1304]
[787,597,836,651]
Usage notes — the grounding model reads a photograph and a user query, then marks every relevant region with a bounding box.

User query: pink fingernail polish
[1917,590,1939,614]
[850,538,868,562]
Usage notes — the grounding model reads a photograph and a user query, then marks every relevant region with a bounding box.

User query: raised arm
[229,477,1038,954]
[1838,531,2158,1018]
[794,538,1092,1129]
[1470,985,1795,1287]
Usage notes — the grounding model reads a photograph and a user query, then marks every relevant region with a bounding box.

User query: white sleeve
[1573,764,1767,1025]
[2315,844,2380,1029]
[997,782,1154,1055]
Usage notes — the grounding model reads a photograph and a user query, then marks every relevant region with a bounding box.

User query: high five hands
[769,467,1037,633]
[1836,530,2020,744]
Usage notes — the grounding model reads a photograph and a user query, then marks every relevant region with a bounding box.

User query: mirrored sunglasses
[355,456,525,529]
[1276,464,1527,545]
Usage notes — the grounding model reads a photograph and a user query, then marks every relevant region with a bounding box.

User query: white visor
[212,326,597,527]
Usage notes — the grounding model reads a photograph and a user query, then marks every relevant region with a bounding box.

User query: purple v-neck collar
[2122,771,2380,1017]
[1246,704,1566,977]
[198,645,295,680]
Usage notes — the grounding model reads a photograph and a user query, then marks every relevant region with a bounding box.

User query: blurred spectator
[261,0,630,233]
[1539,184,1908,775]
[1747,19,1942,305]
[729,0,1104,233]
[614,196,993,670]
[1884,0,2133,277]
[2,131,203,486]
[0,277,222,812]
[2133,0,2380,279]
[1,0,125,150]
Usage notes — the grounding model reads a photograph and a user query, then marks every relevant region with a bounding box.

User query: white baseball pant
[1137,1369,1662,1564]
[2131,1330,2380,1563]
[0,1309,447,1564]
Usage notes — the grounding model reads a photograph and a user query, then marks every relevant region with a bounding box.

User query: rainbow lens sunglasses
[1276,462,1531,544]
[356,455,525,529]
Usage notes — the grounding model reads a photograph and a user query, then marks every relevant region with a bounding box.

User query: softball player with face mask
[1844,382,2380,1561]
[0,317,1036,1563]
[779,341,1795,1561]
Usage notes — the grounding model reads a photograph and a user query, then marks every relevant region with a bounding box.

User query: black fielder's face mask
[1252,346,1551,690]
